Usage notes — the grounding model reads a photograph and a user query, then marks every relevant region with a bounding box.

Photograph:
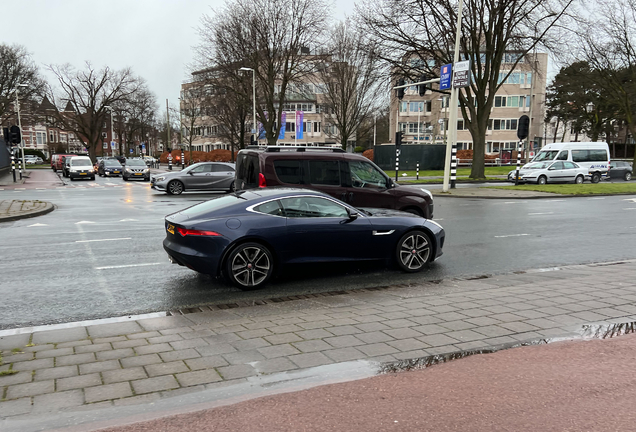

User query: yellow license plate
[135,173,142,175]
[80,173,87,175]
[114,171,120,173]
[167,224,175,235]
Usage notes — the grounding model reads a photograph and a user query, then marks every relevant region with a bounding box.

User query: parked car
[97,158,123,177]
[608,161,633,181]
[234,146,435,218]
[151,162,236,194]
[25,155,43,165]
[51,154,76,172]
[163,188,445,289]
[123,158,150,181]
[508,161,588,184]
[527,142,610,183]
[67,156,95,181]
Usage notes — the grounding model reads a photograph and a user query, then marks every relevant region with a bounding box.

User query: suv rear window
[572,150,608,162]
[274,160,303,184]
[236,154,260,189]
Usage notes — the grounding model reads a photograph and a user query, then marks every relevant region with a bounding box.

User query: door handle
[340,192,346,201]
[348,192,353,201]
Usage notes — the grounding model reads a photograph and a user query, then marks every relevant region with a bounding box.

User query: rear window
[180,195,244,217]
[274,160,303,184]
[308,160,340,186]
[236,153,260,189]
[572,150,608,162]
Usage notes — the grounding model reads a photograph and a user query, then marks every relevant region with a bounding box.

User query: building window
[507,96,519,108]
[457,120,465,130]
[495,96,506,107]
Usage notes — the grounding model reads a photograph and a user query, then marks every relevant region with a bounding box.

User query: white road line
[27,223,49,227]
[119,218,139,222]
[494,233,531,238]
[624,198,636,203]
[528,212,554,215]
[75,221,96,224]
[75,237,132,243]
[588,197,606,200]
[623,208,636,210]
[95,262,162,270]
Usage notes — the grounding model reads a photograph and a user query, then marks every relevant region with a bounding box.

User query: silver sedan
[508,161,589,184]
[151,162,236,195]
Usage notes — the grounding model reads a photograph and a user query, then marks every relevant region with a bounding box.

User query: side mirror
[188,171,194,175]
[347,209,359,220]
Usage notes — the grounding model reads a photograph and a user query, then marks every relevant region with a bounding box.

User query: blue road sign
[440,64,452,90]
[129,149,133,154]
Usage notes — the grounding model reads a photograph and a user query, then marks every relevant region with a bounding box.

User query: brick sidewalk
[2,261,636,426]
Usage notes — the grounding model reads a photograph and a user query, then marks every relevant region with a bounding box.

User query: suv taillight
[258,172,267,188]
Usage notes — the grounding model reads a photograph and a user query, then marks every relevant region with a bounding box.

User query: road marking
[28,223,48,227]
[623,208,636,210]
[75,237,132,243]
[75,221,96,224]
[95,262,162,270]
[494,233,531,238]
[588,197,605,200]
[624,198,636,203]
[528,212,553,215]
[119,218,139,222]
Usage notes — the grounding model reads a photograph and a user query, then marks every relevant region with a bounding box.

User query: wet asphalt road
[1,174,636,330]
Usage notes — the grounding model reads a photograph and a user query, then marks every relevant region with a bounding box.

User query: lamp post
[239,67,257,145]
[16,84,28,174]
[104,105,115,157]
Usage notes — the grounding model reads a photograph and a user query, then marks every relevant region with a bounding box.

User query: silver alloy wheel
[231,246,271,287]
[575,175,583,184]
[626,172,632,181]
[168,180,183,195]
[399,233,430,271]
[538,176,547,185]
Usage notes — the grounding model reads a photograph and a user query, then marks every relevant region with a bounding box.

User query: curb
[0,202,55,223]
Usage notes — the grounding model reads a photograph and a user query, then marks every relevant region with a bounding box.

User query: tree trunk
[553,118,560,144]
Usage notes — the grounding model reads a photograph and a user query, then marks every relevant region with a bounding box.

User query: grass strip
[489,183,636,195]
[400,177,506,184]
[385,166,515,177]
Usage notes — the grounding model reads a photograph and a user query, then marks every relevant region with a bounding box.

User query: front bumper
[69,171,94,179]
[104,170,122,176]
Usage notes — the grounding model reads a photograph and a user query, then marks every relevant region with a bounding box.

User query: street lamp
[239,67,257,145]
[104,105,115,157]
[15,84,28,173]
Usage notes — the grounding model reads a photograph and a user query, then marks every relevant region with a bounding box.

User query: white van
[529,142,610,183]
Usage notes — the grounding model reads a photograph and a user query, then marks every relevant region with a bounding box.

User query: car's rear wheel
[167,180,184,195]
[575,175,584,184]
[538,175,547,185]
[591,172,601,183]
[226,242,273,290]
[625,172,632,181]
[228,181,235,193]
[396,230,432,273]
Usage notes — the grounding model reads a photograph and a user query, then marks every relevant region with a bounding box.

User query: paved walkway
[2,260,636,430]
[0,199,54,222]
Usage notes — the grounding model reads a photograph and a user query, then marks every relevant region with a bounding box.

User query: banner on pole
[278,112,286,139]
[296,111,304,140]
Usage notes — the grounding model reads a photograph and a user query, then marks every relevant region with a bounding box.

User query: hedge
[159,149,233,164]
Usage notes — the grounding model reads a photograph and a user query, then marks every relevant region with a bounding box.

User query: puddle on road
[378,321,636,374]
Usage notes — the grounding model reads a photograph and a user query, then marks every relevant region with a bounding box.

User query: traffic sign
[129,149,133,154]
[452,60,471,88]
[440,64,452,90]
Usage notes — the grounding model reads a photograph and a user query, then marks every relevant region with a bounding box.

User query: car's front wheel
[228,181,235,193]
[226,242,273,290]
[625,172,632,181]
[396,230,432,273]
[167,180,184,195]
[538,176,547,185]
[575,175,584,184]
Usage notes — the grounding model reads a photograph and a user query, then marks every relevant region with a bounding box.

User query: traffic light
[517,115,530,140]
[139,144,143,153]
[395,131,403,149]
[9,125,21,144]
[418,74,428,97]
[396,78,405,100]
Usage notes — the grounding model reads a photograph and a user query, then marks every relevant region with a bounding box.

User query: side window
[550,161,564,170]
[563,162,577,169]
[209,164,234,172]
[589,150,608,162]
[191,165,211,173]
[274,160,303,184]
[253,200,283,216]
[571,150,588,162]
[556,150,568,160]
[280,197,349,218]
[349,161,388,189]
[308,160,340,186]
[237,154,259,189]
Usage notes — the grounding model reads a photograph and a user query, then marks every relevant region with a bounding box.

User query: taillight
[177,227,221,237]
[258,172,267,188]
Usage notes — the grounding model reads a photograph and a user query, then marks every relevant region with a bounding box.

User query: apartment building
[389,52,549,154]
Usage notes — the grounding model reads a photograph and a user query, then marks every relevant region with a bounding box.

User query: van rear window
[572,150,608,162]
[274,160,303,184]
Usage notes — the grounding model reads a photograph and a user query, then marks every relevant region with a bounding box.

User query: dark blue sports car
[163,188,445,289]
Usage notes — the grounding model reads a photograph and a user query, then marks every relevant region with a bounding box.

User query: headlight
[126,167,132,172]
[70,169,78,173]
[155,176,165,182]
[428,219,443,229]
[144,168,149,172]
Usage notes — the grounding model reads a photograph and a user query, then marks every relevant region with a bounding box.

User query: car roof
[234,187,329,202]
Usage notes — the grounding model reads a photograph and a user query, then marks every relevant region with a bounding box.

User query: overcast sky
[7,0,358,112]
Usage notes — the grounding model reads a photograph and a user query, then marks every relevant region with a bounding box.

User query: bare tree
[314,20,385,149]
[579,0,636,168]
[47,62,143,160]
[197,0,330,145]
[357,0,574,179]
[0,44,47,122]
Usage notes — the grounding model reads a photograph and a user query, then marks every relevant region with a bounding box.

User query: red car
[51,154,76,172]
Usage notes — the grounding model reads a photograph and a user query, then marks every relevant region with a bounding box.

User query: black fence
[1,139,11,175]
[373,144,446,171]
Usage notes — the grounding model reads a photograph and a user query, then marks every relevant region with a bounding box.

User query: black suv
[235,147,434,218]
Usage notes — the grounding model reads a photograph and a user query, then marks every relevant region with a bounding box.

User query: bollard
[416,162,419,180]
[450,144,457,189]
[181,150,185,170]
[11,151,16,182]
[168,155,172,171]
[395,148,400,181]
[514,140,522,186]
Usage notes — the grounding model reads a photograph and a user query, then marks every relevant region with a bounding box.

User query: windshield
[532,150,559,162]
[104,160,122,167]
[70,157,91,166]
[525,162,551,170]
[126,159,146,167]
